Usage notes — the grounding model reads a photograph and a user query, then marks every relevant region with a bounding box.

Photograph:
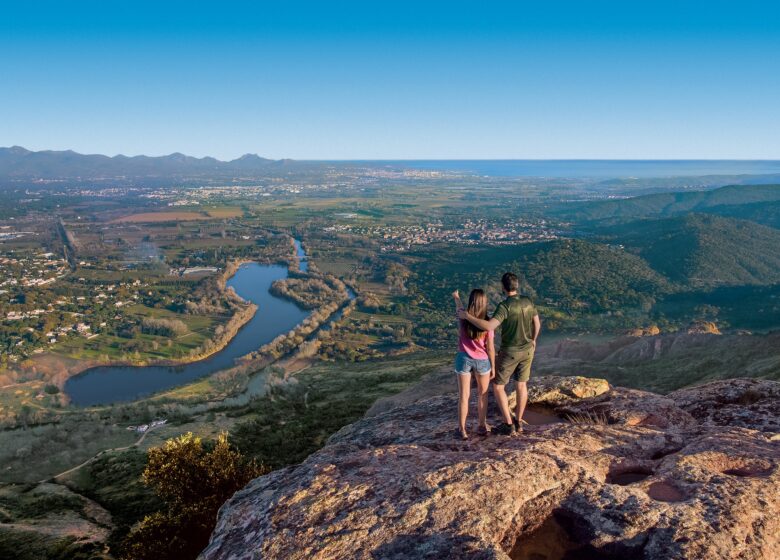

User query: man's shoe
[494,422,516,436]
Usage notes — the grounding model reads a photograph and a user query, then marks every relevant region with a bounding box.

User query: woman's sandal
[512,416,528,432]
[477,424,491,436]
[457,429,469,440]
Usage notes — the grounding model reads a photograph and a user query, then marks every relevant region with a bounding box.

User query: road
[43,423,164,483]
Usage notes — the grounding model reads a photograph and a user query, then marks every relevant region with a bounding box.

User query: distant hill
[598,214,780,286]
[703,200,780,229]
[557,184,780,223]
[412,238,670,315]
[0,145,283,181]
[516,238,672,312]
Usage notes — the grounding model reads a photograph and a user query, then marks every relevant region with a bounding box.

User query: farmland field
[111,208,243,223]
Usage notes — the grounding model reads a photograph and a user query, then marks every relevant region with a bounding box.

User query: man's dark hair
[501,272,519,293]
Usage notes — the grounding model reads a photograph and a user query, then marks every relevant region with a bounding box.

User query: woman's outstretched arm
[452,290,464,312]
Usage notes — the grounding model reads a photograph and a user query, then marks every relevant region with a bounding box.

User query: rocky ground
[200,375,779,560]
[0,482,112,558]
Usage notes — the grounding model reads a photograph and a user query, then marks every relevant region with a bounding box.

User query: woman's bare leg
[475,372,490,429]
[457,373,471,435]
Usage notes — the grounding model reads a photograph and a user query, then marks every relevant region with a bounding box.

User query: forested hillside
[702,200,780,229]
[409,239,670,320]
[515,239,671,311]
[596,214,780,286]
[557,184,780,221]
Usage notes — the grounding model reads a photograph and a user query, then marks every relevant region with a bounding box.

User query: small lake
[64,262,310,406]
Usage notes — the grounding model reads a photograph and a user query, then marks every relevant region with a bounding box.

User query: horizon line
[3,146,780,163]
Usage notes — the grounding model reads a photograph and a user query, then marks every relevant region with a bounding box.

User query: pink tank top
[458,322,494,360]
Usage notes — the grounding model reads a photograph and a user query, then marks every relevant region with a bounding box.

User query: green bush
[121,432,265,560]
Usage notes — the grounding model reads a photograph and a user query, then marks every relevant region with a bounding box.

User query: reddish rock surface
[200,377,780,560]
[668,378,780,433]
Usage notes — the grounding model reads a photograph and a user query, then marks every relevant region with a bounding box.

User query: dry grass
[111,208,242,223]
[203,207,244,218]
[737,388,763,406]
[112,211,207,223]
[564,410,610,425]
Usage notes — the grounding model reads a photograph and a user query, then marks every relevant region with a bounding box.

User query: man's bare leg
[492,383,514,425]
[515,381,528,424]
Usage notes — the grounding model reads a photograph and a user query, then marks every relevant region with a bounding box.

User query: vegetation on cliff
[121,433,264,560]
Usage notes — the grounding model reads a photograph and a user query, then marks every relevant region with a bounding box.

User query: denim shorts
[454,351,491,376]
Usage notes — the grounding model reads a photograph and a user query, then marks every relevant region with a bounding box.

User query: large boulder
[200,377,780,560]
[525,375,610,406]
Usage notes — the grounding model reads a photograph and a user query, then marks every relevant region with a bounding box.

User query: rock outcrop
[201,377,780,559]
[625,325,661,337]
[687,320,721,335]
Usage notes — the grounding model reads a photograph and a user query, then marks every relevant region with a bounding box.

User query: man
[458,272,540,435]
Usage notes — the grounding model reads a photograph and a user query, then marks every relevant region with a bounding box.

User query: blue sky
[1,1,779,159]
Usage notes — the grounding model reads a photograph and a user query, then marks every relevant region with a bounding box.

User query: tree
[122,432,265,560]
[44,384,60,394]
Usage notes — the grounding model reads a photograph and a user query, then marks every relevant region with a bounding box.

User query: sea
[366,160,780,179]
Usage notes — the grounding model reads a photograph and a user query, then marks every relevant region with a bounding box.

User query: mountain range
[0,146,289,181]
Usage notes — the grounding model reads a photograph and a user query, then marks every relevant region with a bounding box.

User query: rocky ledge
[200,377,779,559]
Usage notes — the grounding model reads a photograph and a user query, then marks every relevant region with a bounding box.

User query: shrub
[121,432,265,560]
[140,318,188,337]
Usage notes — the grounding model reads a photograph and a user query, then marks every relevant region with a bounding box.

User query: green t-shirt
[492,295,537,350]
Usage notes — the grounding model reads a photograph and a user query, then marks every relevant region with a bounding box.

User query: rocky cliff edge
[200,376,780,559]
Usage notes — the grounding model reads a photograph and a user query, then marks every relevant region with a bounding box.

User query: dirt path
[280,356,315,379]
[45,424,163,483]
[0,381,28,390]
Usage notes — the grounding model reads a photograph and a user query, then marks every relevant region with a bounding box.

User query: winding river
[294,238,308,272]
[65,253,313,406]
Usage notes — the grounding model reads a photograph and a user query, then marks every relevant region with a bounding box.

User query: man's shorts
[495,346,535,385]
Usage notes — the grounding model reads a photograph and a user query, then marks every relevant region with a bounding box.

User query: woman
[452,289,495,440]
